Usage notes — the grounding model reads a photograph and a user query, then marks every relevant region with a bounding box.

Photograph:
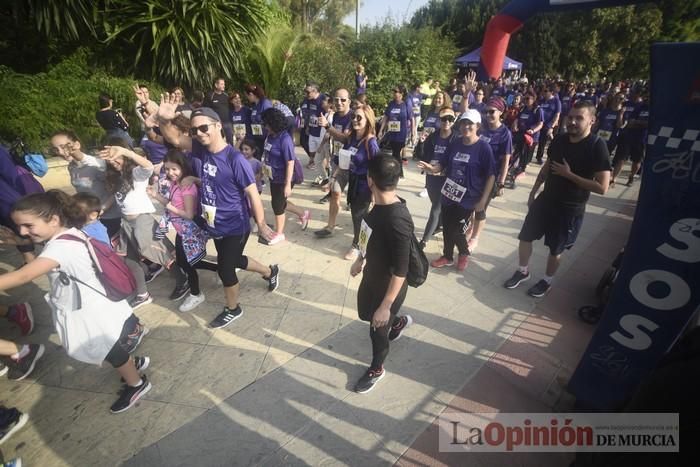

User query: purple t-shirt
[423,112,441,134]
[346,135,380,195]
[560,93,576,117]
[250,98,273,141]
[596,108,621,142]
[141,136,167,164]
[195,144,256,237]
[424,133,451,193]
[355,73,366,95]
[330,111,354,165]
[517,106,544,142]
[480,124,513,169]
[230,106,252,138]
[469,101,487,119]
[263,130,295,184]
[408,92,422,118]
[539,95,562,128]
[247,157,263,193]
[384,100,410,142]
[301,95,325,137]
[442,138,496,210]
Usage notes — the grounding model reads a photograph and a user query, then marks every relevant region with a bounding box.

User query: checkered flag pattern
[647,126,700,152]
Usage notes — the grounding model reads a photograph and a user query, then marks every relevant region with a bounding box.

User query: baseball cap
[439,107,455,118]
[458,109,481,125]
[190,107,221,122]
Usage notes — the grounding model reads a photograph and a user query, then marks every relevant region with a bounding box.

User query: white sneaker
[179,293,206,312]
[344,247,360,261]
[418,188,428,198]
[268,233,286,246]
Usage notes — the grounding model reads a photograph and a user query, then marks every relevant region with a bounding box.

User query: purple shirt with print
[263,130,295,184]
[442,138,496,210]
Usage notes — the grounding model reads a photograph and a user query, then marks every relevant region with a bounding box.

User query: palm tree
[103,0,272,89]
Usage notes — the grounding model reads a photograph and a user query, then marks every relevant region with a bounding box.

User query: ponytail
[11,189,86,228]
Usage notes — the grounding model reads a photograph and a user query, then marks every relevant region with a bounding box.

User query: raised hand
[98,145,126,161]
[465,70,477,91]
[133,84,148,104]
[157,92,178,122]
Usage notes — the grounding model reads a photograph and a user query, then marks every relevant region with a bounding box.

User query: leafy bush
[349,25,459,111]
[0,49,162,153]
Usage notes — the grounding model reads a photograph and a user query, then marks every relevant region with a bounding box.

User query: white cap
[458,109,481,125]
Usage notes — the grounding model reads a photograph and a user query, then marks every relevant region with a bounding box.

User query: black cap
[190,107,221,122]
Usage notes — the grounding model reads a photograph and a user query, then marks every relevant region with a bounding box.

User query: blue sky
[342,0,432,28]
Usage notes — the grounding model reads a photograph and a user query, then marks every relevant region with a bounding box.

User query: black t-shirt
[96,109,128,132]
[542,133,611,214]
[362,200,413,288]
[203,91,230,122]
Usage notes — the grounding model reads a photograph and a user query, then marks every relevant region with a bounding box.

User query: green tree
[277,0,356,33]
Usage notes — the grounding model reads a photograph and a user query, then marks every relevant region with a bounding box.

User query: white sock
[518,265,528,274]
[543,275,554,284]
[11,344,30,360]
[129,377,144,388]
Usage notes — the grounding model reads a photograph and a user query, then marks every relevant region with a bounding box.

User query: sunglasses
[440,115,455,122]
[334,98,348,103]
[188,123,217,137]
[353,115,364,122]
[485,109,498,115]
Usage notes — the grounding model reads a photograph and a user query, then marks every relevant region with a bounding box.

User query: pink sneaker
[430,256,454,268]
[456,254,469,271]
[299,210,311,230]
[8,303,34,335]
[268,233,286,246]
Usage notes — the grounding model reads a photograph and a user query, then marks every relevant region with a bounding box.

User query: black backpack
[406,232,429,287]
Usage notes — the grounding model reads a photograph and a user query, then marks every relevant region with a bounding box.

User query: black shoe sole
[355,371,385,394]
[169,288,191,301]
[527,289,550,298]
[504,274,530,289]
[110,381,152,414]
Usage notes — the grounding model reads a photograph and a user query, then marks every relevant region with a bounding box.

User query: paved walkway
[0,151,637,466]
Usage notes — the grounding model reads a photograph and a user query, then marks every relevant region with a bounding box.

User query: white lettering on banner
[652,151,700,182]
[609,217,700,351]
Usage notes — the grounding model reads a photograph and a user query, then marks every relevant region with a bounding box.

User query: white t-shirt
[68,154,121,219]
[39,228,132,365]
[115,166,155,215]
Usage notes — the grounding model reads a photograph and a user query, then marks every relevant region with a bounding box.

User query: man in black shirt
[350,156,414,393]
[203,77,233,144]
[504,101,611,297]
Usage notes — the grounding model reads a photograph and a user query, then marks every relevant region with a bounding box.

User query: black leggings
[213,233,250,287]
[389,141,405,177]
[104,314,139,368]
[101,217,122,240]
[175,235,217,295]
[442,203,473,260]
[350,191,372,247]
[421,180,443,242]
[358,279,408,369]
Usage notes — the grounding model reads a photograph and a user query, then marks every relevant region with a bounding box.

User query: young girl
[239,138,263,195]
[148,149,218,312]
[103,138,184,306]
[0,190,151,413]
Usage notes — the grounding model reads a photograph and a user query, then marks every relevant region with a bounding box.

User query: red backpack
[58,233,136,302]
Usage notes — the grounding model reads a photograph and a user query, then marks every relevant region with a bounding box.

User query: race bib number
[201,203,217,228]
[424,127,436,135]
[233,123,246,136]
[309,115,319,127]
[388,121,401,132]
[251,124,263,136]
[338,148,352,170]
[358,219,373,258]
[598,130,613,142]
[332,141,343,156]
[441,178,468,203]
[412,106,420,114]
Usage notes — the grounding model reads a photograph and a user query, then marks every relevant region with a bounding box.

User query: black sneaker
[318,193,330,204]
[6,344,45,381]
[354,367,385,394]
[129,293,153,310]
[527,279,552,298]
[388,315,413,342]
[265,264,280,292]
[503,270,531,289]
[169,282,190,301]
[144,264,165,283]
[209,306,243,329]
[110,375,152,414]
[0,408,28,445]
[123,323,149,354]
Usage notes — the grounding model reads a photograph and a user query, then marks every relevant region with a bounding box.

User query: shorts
[330,167,349,193]
[308,135,323,153]
[270,182,293,215]
[614,135,645,164]
[518,196,584,256]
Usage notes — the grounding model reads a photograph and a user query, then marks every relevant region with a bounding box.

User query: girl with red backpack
[0,190,151,413]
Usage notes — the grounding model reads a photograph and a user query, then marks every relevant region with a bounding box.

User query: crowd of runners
[0,66,647,454]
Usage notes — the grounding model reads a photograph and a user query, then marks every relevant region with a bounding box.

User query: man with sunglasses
[315,88,354,235]
[183,107,279,329]
[300,81,326,170]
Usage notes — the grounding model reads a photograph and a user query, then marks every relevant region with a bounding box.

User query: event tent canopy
[455,47,523,71]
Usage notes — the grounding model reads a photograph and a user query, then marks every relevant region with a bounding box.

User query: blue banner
[568,43,700,410]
